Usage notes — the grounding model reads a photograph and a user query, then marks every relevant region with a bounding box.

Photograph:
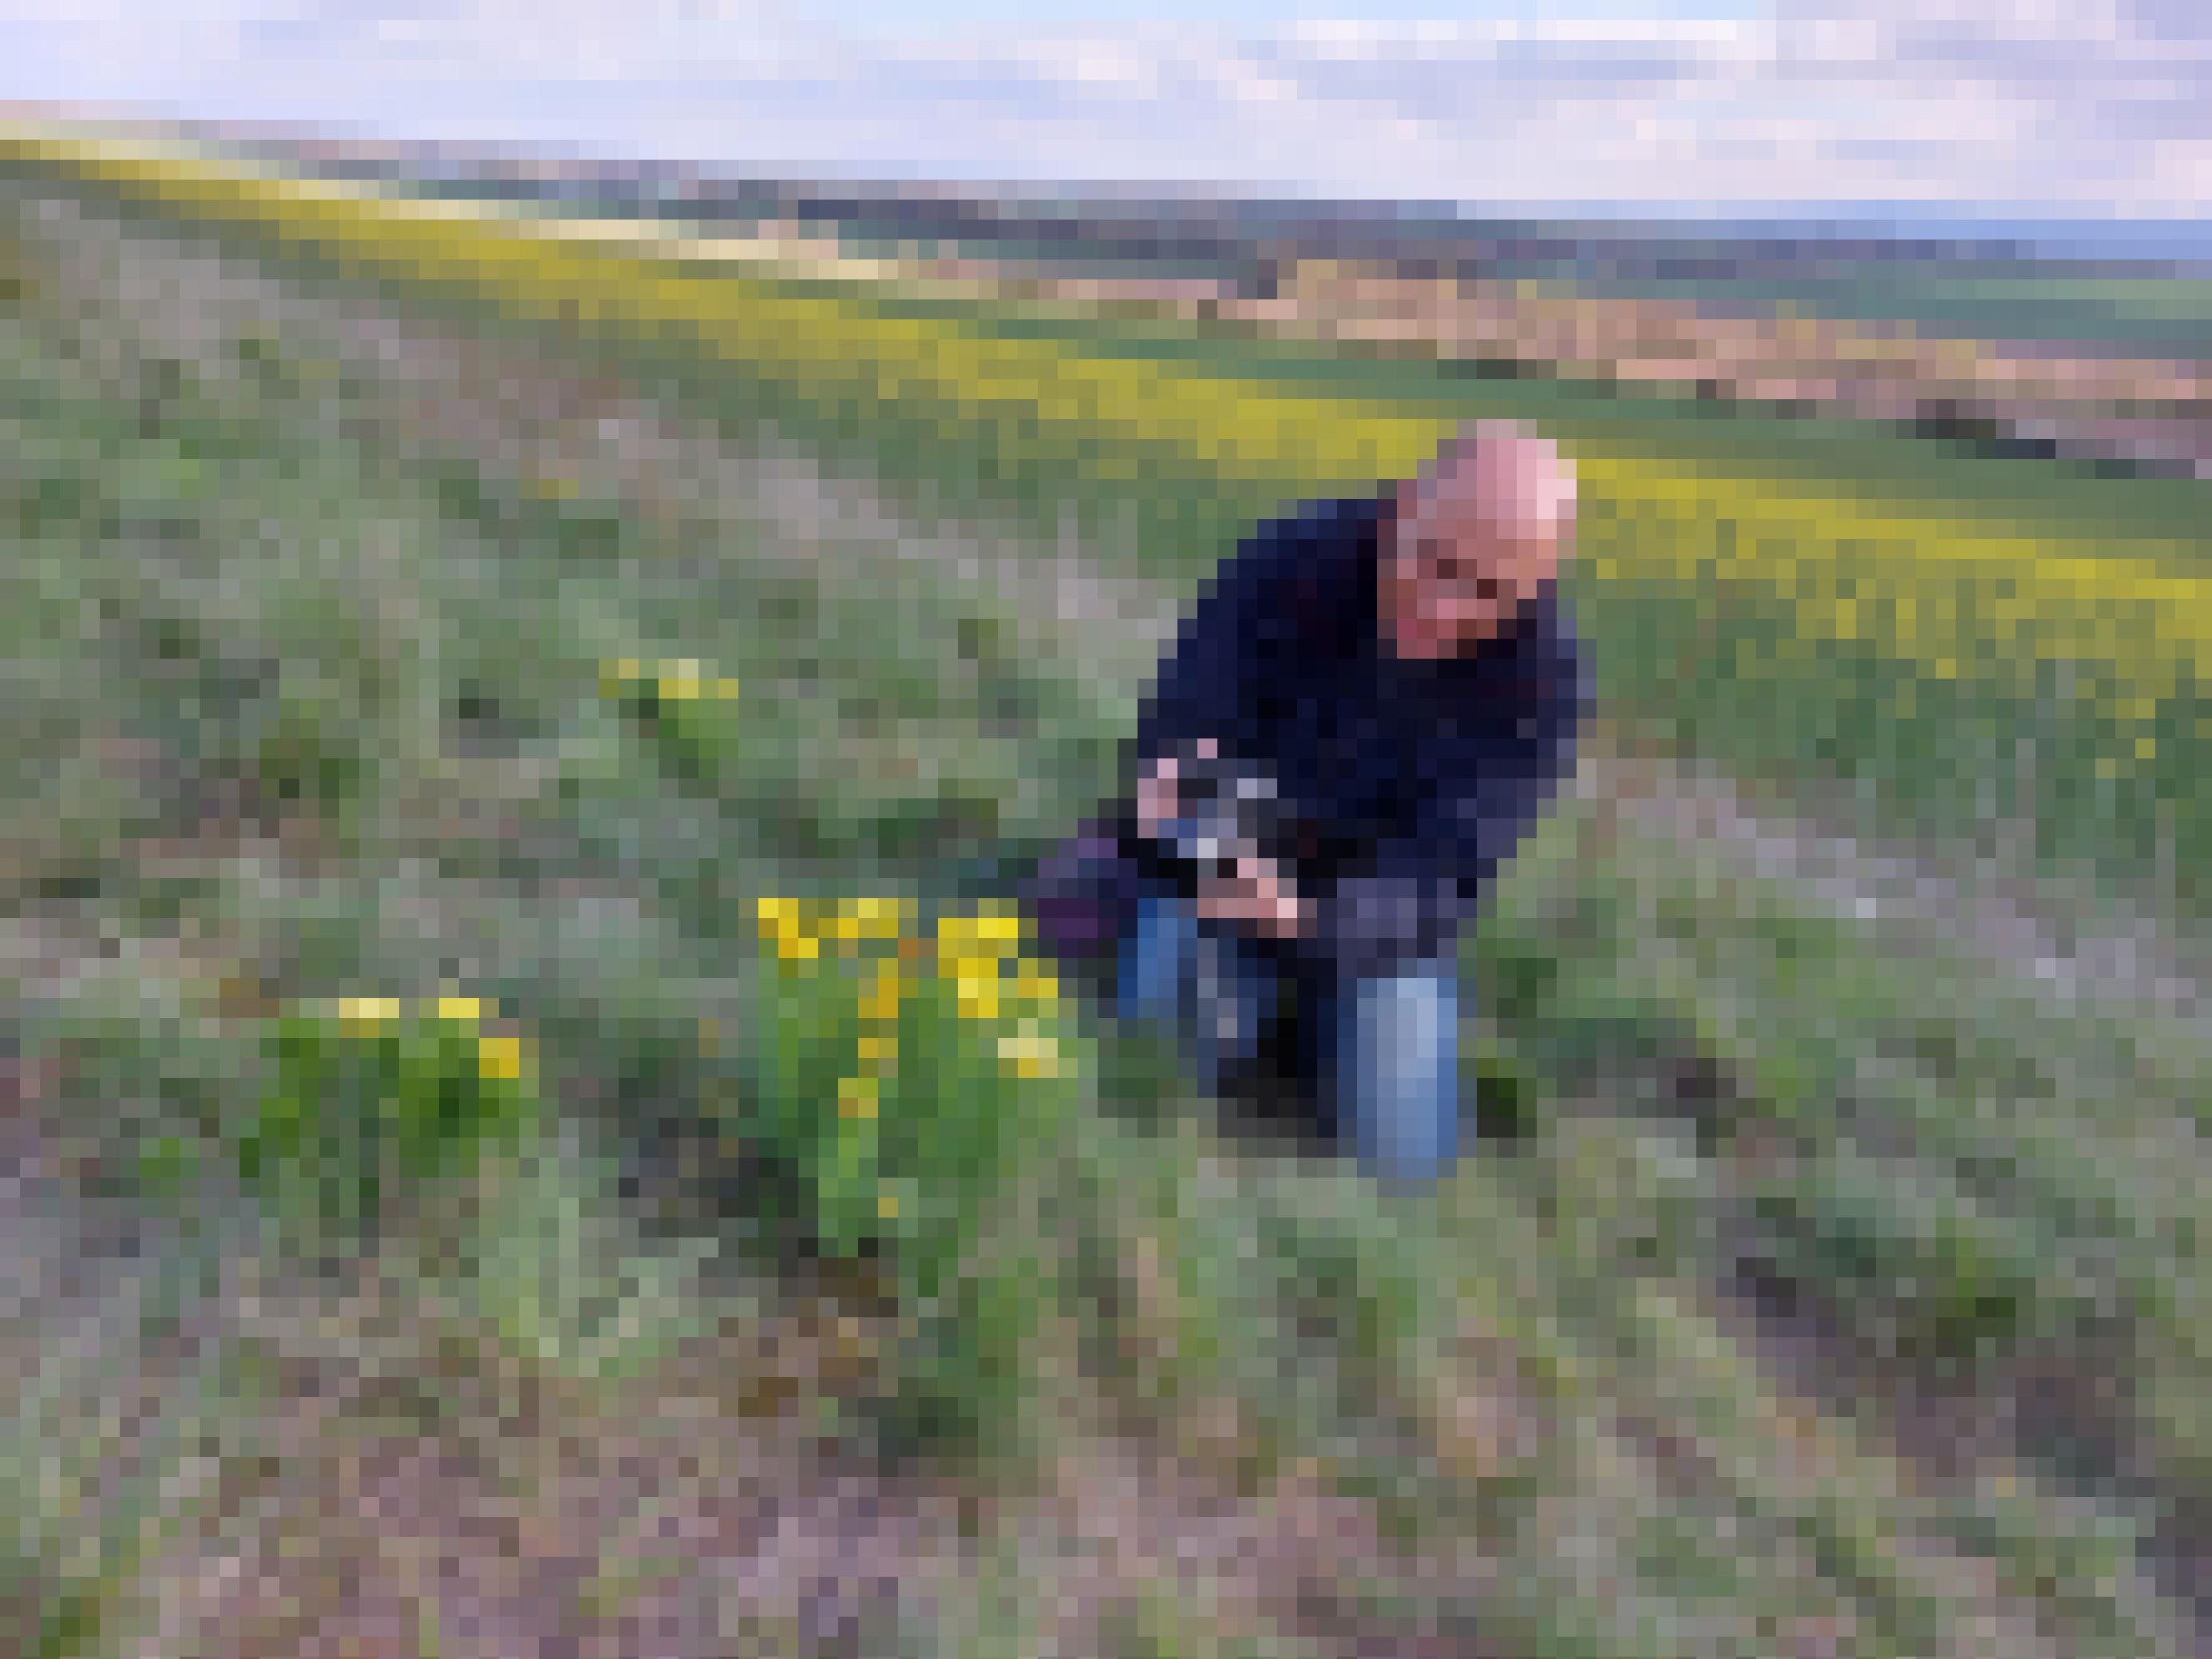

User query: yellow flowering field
[1575,453,2207,702]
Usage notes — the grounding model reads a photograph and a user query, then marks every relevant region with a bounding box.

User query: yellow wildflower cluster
[599,656,741,706]
[754,894,915,967]
[755,894,820,966]
[754,893,1066,1087]
[315,993,532,1084]
[331,995,403,1035]
[933,904,1063,1075]
[825,894,911,954]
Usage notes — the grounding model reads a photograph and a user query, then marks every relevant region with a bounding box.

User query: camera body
[1131,750,1298,898]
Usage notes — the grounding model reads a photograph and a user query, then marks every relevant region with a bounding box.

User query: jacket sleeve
[1308,617,1589,977]
[1128,515,1302,787]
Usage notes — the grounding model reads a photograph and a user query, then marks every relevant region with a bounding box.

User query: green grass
[0,193,2205,1659]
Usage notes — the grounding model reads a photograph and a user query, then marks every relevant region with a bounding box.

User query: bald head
[1383,421,1575,659]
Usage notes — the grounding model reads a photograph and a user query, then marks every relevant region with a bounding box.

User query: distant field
[1561,264,2212,357]
[345,162,2212,354]
[845,280,2212,549]
[1,145,2207,1659]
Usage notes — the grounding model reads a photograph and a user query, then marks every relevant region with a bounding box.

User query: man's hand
[1197,853,1306,939]
[1139,738,1303,937]
[1134,736,1217,838]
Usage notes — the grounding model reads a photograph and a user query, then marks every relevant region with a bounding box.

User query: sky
[7,0,2208,220]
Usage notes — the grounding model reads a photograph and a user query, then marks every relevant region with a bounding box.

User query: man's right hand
[1196,853,1305,939]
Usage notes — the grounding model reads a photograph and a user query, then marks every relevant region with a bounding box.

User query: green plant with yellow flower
[231,991,543,1247]
[750,893,1073,1258]
[746,890,1082,1452]
[598,655,742,786]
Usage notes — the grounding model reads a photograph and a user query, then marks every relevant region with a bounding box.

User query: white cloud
[1003,36,1165,100]
[2,0,2203,214]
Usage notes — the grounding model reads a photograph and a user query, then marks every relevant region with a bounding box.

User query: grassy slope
[0,188,2205,1657]
[10,153,2209,919]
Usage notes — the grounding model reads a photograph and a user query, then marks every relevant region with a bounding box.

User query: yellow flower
[840,895,907,941]
[838,1075,879,1120]
[856,1034,896,1067]
[955,980,1001,1023]
[858,962,907,1022]
[995,1032,1062,1079]
[935,905,1026,959]
[477,1035,527,1083]
[331,996,402,1034]
[756,897,822,964]
[659,659,703,701]
[877,1190,900,1221]
[1011,964,1059,1007]
[434,996,485,1025]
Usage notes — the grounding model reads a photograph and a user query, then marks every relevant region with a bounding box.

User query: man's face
[1383,482,1568,659]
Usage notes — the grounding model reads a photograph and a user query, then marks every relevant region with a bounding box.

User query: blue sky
[7,1,2206,218]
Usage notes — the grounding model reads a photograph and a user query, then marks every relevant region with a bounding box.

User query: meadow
[0,143,2207,1658]
[13,129,2199,913]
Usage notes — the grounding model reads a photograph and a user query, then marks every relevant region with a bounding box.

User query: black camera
[1130,750,1297,897]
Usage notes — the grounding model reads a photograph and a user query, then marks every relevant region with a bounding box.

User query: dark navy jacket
[1129,489,1589,980]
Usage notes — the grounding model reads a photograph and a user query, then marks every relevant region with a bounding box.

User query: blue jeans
[1116,891,1462,1182]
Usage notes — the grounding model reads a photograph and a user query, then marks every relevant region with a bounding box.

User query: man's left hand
[1197,855,1305,938]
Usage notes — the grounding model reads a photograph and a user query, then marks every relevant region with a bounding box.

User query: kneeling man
[1118,419,1589,1182]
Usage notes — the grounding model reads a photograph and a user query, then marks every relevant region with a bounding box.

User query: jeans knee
[1117,896,1283,1082]
[1117,894,1197,1027]
[1338,967,1463,1180]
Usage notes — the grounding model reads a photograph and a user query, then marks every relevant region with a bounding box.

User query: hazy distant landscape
[173,119,2210,481]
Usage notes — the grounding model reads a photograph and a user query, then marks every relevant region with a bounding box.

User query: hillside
[2,166,2206,1659]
